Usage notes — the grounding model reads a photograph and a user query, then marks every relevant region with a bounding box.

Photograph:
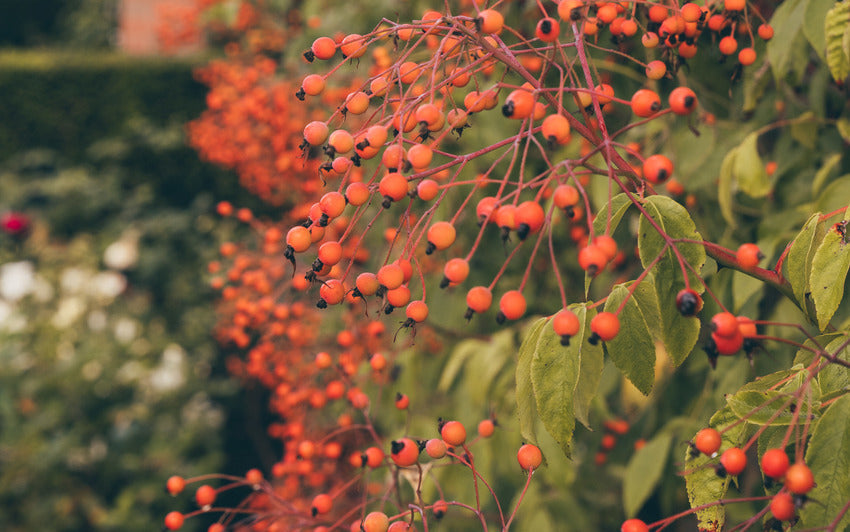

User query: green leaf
[718,148,737,227]
[438,338,485,391]
[570,304,604,428]
[801,394,850,530]
[516,318,547,445]
[817,335,850,398]
[623,432,673,517]
[767,0,806,83]
[637,196,705,366]
[727,389,819,425]
[790,111,819,150]
[531,314,581,457]
[785,213,825,317]
[733,133,770,197]
[810,225,850,331]
[838,115,850,143]
[603,284,656,395]
[826,0,850,83]
[815,175,850,214]
[804,0,837,62]
[685,407,752,532]
[592,192,633,237]
[812,153,843,196]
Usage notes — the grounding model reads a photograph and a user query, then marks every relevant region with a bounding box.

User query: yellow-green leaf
[516,318,547,445]
[727,389,819,425]
[812,153,843,196]
[734,133,770,197]
[785,213,825,317]
[571,304,604,428]
[800,394,850,530]
[684,407,752,532]
[810,225,850,331]
[826,0,850,82]
[804,0,837,61]
[623,432,673,517]
[603,284,656,395]
[718,147,737,227]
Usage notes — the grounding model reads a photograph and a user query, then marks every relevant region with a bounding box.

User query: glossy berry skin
[552,309,581,345]
[517,443,543,471]
[478,419,496,438]
[711,312,739,337]
[784,463,815,494]
[676,288,703,316]
[395,393,410,410]
[195,484,217,507]
[642,154,674,184]
[391,438,420,467]
[720,447,747,476]
[669,87,698,115]
[590,312,620,342]
[466,286,493,314]
[166,475,185,495]
[499,290,527,321]
[164,511,185,530]
[312,493,333,515]
[711,329,744,356]
[630,89,661,118]
[736,243,762,269]
[620,518,649,532]
[760,448,790,479]
[770,492,796,521]
[536,17,560,42]
[694,428,722,456]
[440,420,467,447]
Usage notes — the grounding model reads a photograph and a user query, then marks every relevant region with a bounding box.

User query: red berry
[694,428,722,456]
[621,518,649,532]
[395,393,410,410]
[312,493,333,515]
[441,420,467,447]
[590,312,620,343]
[466,286,493,314]
[712,329,744,356]
[784,462,815,495]
[478,419,496,438]
[711,312,739,337]
[391,438,421,467]
[630,89,661,118]
[195,484,216,507]
[669,87,698,115]
[770,492,796,521]
[164,511,185,530]
[425,438,447,459]
[642,154,674,184]
[552,309,581,345]
[498,290,527,321]
[736,243,762,269]
[517,443,543,471]
[166,475,185,495]
[720,447,747,476]
[760,448,790,479]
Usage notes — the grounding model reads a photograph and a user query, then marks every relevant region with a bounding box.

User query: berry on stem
[719,447,747,476]
[517,443,543,471]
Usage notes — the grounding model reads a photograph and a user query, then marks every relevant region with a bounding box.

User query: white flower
[60,267,91,294]
[0,261,35,301]
[103,231,139,270]
[90,271,127,301]
[52,297,87,328]
[149,344,186,392]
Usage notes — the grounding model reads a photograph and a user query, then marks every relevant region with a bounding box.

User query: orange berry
[441,420,467,446]
[590,312,620,342]
[517,443,543,470]
[498,290,527,321]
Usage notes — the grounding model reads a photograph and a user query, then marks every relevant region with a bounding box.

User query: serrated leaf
[516,318,547,445]
[571,304,603,428]
[767,0,806,83]
[531,315,581,457]
[685,407,752,532]
[718,147,737,227]
[785,213,825,318]
[623,432,673,517]
[603,284,656,395]
[804,0,837,61]
[810,226,850,331]
[727,389,819,425]
[826,0,850,82]
[734,133,771,197]
[812,153,843,196]
[800,394,850,530]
